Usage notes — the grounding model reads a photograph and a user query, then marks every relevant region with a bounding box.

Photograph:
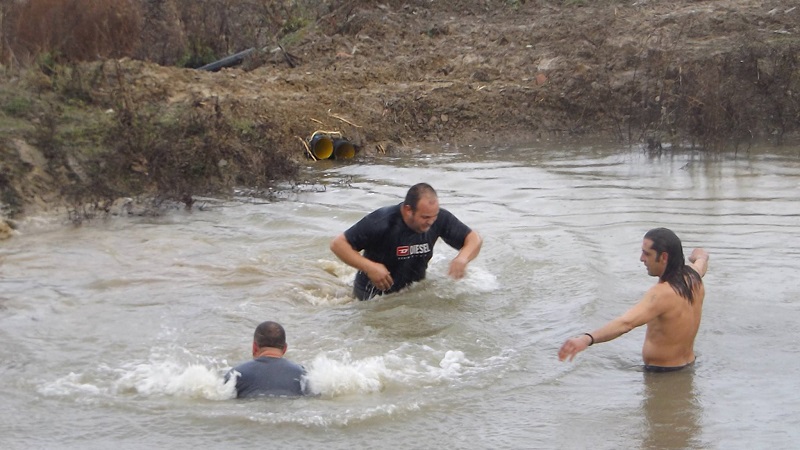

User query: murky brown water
[1,141,799,449]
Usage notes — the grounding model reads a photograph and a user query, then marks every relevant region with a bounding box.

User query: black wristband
[584,333,595,346]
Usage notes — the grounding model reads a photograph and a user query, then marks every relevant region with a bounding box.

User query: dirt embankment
[1,0,799,231]
[197,0,799,148]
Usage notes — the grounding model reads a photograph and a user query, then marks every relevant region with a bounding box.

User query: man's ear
[659,252,669,264]
[252,341,258,357]
[401,204,414,222]
[281,344,288,355]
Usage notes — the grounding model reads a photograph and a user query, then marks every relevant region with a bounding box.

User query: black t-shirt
[343,203,472,300]
[226,356,308,398]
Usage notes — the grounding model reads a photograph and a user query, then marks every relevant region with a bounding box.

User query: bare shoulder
[647,282,673,299]
[635,283,675,317]
[643,282,686,311]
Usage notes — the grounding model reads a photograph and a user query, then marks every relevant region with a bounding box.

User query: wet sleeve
[343,210,386,251]
[437,209,472,249]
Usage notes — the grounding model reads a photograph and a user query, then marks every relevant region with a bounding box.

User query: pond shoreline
[2,0,799,228]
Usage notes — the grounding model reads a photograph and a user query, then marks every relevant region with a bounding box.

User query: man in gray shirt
[226,321,309,398]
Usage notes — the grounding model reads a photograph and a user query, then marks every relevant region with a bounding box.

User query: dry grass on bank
[0,60,299,220]
[1,0,799,222]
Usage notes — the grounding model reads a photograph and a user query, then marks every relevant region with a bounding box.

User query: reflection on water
[1,141,799,448]
[641,370,702,449]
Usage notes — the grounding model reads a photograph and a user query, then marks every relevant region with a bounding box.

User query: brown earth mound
[187,0,800,149]
[1,0,799,226]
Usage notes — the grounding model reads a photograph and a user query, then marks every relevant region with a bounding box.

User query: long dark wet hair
[645,228,702,303]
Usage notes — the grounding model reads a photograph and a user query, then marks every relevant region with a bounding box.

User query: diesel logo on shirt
[396,243,431,257]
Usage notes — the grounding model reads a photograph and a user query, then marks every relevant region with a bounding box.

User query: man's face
[403,195,439,234]
[640,238,668,277]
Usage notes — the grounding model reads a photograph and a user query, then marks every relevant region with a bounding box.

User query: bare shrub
[170,0,321,67]
[9,0,141,64]
[2,0,334,67]
[135,0,187,65]
[62,63,300,208]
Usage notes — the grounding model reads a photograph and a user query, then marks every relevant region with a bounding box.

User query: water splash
[303,347,484,397]
[113,361,234,400]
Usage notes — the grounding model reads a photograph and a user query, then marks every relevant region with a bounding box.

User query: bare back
[641,277,705,366]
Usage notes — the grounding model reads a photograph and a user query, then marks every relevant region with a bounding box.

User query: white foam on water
[425,252,499,293]
[303,346,486,397]
[112,361,234,400]
[39,356,236,402]
[38,348,236,401]
[290,259,357,306]
[38,372,105,397]
[36,339,513,418]
[299,253,499,307]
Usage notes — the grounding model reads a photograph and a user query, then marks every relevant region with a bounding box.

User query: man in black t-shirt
[225,321,309,398]
[330,183,483,300]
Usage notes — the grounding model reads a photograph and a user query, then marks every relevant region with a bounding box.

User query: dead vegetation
[1,0,799,222]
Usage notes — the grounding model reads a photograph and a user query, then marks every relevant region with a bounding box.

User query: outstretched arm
[558,286,669,362]
[688,248,709,277]
[330,233,393,291]
[448,230,483,279]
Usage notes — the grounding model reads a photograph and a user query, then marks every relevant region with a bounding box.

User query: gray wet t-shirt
[227,356,308,398]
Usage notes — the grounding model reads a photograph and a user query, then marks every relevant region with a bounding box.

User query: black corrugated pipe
[197,48,255,72]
